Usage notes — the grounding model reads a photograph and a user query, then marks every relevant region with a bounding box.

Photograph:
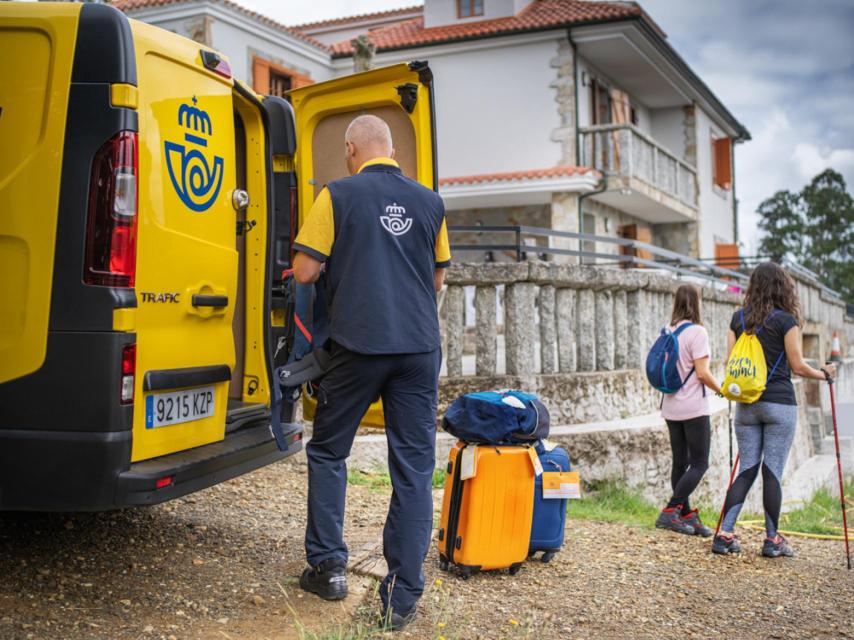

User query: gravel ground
[2,455,853,640]
[0,456,383,640]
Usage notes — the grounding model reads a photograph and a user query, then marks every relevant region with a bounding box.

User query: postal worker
[292,114,450,631]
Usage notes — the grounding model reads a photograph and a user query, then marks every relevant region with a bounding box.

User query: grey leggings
[721,401,798,537]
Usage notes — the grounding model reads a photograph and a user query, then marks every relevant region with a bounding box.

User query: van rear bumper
[0,423,301,511]
[117,423,302,507]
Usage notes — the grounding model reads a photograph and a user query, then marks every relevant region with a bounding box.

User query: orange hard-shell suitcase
[437,441,536,577]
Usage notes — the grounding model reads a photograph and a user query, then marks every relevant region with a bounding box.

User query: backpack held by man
[645,323,699,394]
[721,309,785,403]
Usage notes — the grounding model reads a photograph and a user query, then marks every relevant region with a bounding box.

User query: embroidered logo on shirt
[380,202,413,236]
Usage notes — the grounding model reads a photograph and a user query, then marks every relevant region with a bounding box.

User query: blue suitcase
[529,442,570,562]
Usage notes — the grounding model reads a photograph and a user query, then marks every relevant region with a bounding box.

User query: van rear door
[289,62,438,427]
[0,3,80,383]
[129,21,239,461]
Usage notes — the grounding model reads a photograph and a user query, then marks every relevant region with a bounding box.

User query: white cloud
[792,144,854,183]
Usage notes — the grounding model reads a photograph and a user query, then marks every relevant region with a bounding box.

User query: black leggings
[665,416,711,511]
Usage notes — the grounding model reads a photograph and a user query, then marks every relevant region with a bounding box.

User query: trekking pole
[826,370,852,570]
[714,452,740,541]
[728,401,733,472]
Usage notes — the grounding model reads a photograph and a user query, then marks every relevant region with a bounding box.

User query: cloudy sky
[247,0,854,254]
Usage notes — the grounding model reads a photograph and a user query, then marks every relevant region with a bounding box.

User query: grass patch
[771,478,854,536]
[568,477,853,538]
[346,467,447,492]
[567,479,661,529]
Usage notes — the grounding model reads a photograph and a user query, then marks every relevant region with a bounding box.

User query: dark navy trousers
[304,343,440,615]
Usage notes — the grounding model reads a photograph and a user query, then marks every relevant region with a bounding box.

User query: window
[252,57,313,99]
[712,135,732,190]
[458,0,484,19]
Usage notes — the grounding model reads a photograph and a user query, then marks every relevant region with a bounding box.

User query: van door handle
[192,294,228,308]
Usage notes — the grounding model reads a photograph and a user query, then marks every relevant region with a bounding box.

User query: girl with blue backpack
[647,284,722,536]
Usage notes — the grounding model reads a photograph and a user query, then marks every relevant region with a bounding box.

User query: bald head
[344,114,394,175]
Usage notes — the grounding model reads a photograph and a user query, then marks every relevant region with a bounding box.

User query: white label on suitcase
[460,446,478,480]
[542,471,581,499]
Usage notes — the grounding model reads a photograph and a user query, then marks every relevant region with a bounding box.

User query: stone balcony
[579,124,698,223]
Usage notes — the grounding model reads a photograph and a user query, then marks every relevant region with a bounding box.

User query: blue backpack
[645,323,697,394]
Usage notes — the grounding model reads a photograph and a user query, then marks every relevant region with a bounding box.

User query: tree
[758,169,854,302]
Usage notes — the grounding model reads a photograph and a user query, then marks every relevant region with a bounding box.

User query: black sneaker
[712,533,742,555]
[655,506,695,535]
[762,534,794,558]
[681,509,713,537]
[380,607,417,632]
[299,560,348,601]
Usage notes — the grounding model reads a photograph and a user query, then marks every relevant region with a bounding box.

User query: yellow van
[0,2,436,510]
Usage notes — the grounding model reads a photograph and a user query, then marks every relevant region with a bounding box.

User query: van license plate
[145,386,215,429]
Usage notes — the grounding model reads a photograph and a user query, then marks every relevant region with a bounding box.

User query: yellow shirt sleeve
[435,217,451,267]
[293,187,334,261]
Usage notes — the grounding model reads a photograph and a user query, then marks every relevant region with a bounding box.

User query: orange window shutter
[252,57,270,94]
[714,137,732,189]
[715,243,739,269]
[291,73,314,89]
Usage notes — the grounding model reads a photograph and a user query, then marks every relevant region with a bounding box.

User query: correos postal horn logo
[164,96,224,212]
[380,202,413,236]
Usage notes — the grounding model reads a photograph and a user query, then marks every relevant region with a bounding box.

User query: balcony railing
[579,124,698,210]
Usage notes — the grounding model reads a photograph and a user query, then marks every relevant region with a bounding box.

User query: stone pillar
[614,289,628,369]
[539,285,557,374]
[556,288,577,372]
[576,289,595,372]
[475,285,497,376]
[445,285,464,377]
[549,37,576,166]
[504,282,537,375]
[595,290,615,371]
[549,192,580,264]
[626,289,646,368]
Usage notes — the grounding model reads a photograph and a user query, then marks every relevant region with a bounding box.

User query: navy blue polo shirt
[293,158,450,355]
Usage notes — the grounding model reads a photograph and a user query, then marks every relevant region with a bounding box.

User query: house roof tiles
[330,0,642,56]
[439,165,599,187]
[111,0,328,50]
[292,5,422,31]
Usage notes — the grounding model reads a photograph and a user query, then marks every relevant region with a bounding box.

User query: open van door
[0,3,80,383]
[289,62,437,427]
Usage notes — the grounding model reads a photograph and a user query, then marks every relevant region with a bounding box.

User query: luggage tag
[526,446,543,477]
[542,471,581,499]
[460,446,478,481]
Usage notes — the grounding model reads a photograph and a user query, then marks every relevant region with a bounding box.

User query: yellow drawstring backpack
[722,309,785,403]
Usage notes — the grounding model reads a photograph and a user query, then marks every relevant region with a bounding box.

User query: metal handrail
[448,224,749,288]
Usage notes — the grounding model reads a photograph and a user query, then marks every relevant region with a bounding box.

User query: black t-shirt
[730,308,799,405]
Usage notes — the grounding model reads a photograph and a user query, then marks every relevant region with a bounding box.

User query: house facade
[114,0,750,263]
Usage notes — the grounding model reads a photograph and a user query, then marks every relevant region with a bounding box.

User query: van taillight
[84,131,138,287]
[121,343,136,405]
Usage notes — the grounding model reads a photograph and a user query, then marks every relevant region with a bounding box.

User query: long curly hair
[742,262,803,333]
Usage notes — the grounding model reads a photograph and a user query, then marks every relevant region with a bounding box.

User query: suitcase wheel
[459,567,472,580]
[439,557,449,572]
[541,551,556,563]
[508,563,522,576]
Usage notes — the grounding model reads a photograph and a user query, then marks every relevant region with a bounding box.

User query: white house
[114,0,750,263]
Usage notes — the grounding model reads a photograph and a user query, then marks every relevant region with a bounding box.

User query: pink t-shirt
[660,321,711,421]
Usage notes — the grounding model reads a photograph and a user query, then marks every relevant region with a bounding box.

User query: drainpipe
[731,139,739,247]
